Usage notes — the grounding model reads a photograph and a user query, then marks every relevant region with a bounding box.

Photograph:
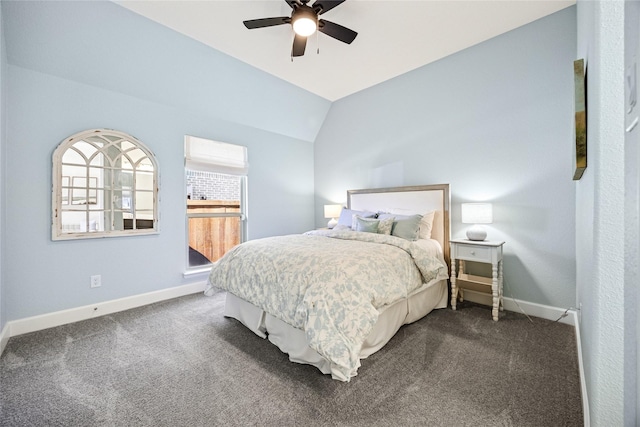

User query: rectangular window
[185,136,248,271]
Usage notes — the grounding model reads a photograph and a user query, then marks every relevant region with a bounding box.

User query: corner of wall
[575,0,627,424]
[0,0,8,341]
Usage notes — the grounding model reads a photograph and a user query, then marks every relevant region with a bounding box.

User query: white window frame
[184,135,248,272]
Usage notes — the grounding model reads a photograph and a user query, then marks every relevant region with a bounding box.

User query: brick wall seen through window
[186,170,240,201]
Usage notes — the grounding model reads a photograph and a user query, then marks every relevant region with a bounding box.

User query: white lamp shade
[324,204,342,219]
[461,203,493,224]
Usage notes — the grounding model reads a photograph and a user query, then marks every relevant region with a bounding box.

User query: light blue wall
[2,1,324,321]
[0,0,6,333]
[315,7,577,309]
[575,0,628,424]
[3,1,328,143]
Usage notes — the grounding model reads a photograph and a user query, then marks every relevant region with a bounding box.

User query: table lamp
[461,203,493,241]
[324,204,342,229]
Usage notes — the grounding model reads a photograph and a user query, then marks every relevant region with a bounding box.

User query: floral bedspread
[205,229,448,381]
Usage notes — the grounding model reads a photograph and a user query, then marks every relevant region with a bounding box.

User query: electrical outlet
[90,275,101,288]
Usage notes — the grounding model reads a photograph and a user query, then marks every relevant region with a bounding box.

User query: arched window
[52,129,159,240]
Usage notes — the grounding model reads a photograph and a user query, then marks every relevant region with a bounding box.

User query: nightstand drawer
[455,244,492,262]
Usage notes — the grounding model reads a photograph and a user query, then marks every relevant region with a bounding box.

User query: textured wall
[624,3,640,424]
[575,0,627,424]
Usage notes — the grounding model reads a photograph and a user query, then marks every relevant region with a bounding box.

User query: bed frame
[223,184,451,381]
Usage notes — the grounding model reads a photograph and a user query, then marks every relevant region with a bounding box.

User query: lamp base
[327,218,338,229]
[466,225,487,241]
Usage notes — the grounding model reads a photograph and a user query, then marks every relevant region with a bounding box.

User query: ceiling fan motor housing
[292,5,318,36]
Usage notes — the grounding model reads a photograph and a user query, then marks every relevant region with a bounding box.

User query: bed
[205,184,451,381]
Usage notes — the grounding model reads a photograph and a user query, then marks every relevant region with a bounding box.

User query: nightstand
[450,239,505,321]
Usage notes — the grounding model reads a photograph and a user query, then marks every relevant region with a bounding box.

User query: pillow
[353,215,380,233]
[378,212,409,237]
[379,210,436,240]
[391,214,423,241]
[337,209,376,228]
[419,210,436,240]
[377,216,394,235]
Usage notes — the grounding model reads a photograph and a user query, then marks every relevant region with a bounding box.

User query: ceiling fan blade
[243,17,290,29]
[292,33,307,57]
[285,0,301,8]
[318,19,357,44]
[313,0,346,15]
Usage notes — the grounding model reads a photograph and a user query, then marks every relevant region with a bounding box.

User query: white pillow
[419,210,436,240]
[377,216,394,235]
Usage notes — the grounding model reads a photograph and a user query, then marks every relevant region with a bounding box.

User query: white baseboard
[460,289,576,325]
[4,281,207,340]
[571,310,590,427]
[0,322,10,356]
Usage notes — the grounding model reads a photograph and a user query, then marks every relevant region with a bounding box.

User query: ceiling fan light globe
[293,17,316,36]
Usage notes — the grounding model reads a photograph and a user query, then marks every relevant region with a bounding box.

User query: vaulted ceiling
[117,1,575,101]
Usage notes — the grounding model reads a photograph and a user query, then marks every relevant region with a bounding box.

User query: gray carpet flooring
[1,291,583,426]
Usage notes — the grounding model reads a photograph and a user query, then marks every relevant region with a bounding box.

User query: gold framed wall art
[573,59,587,180]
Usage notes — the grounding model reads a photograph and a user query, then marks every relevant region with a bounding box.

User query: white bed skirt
[223,278,448,381]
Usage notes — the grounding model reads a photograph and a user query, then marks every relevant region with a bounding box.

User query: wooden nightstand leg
[458,260,465,302]
[451,258,458,310]
[492,263,499,321]
[499,260,504,311]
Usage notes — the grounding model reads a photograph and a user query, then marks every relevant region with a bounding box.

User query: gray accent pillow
[353,215,380,233]
[390,214,423,241]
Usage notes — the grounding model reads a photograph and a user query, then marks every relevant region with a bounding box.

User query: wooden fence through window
[187,200,241,264]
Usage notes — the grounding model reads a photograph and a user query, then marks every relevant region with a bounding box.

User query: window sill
[183,267,211,279]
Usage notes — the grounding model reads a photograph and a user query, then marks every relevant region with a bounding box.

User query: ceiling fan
[243,0,357,58]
